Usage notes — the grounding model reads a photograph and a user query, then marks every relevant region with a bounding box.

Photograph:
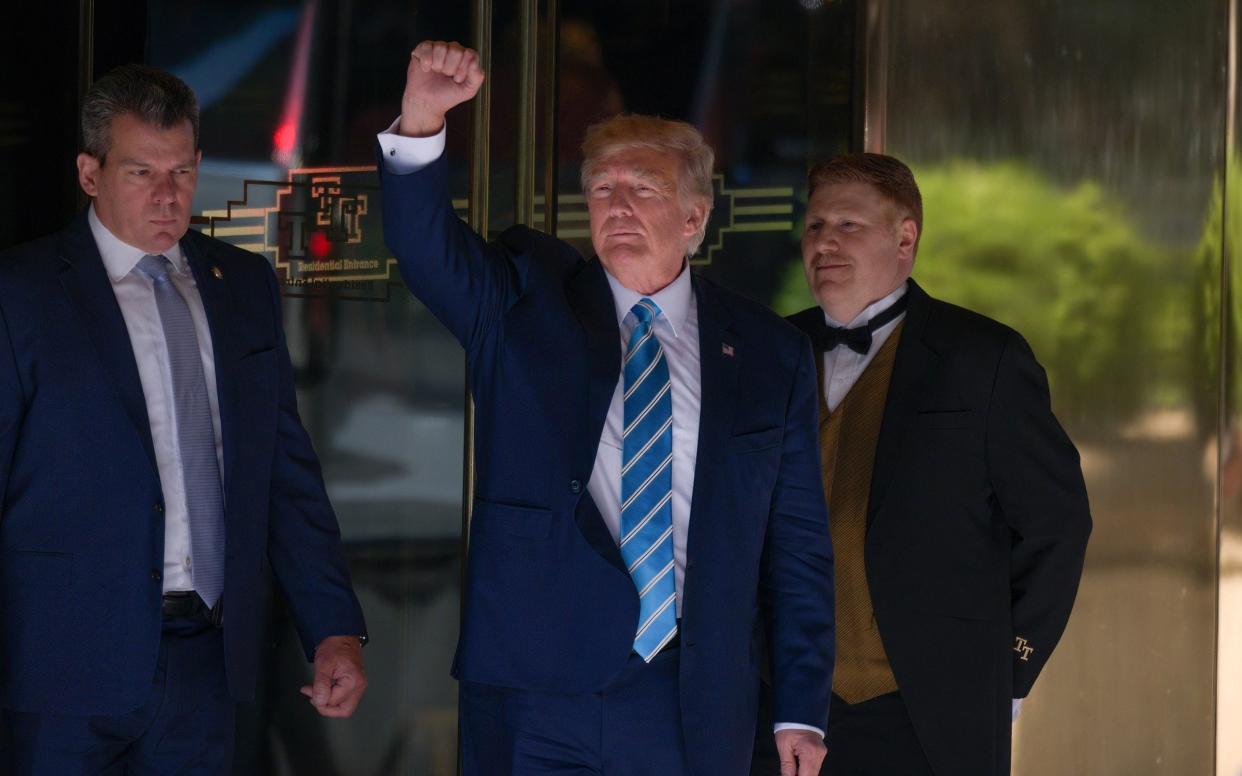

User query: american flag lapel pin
[721,342,735,357]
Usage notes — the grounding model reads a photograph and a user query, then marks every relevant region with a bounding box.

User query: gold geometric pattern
[195,165,395,301]
[196,169,798,299]
[526,176,795,265]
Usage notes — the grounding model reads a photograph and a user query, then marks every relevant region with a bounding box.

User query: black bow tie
[811,294,908,355]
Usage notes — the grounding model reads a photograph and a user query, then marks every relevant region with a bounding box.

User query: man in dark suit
[755,153,1092,775]
[377,41,835,776]
[0,65,368,773]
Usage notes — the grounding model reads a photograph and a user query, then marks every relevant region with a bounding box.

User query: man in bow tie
[0,65,367,773]
[754,153,1092,775]
[379,39,835,776]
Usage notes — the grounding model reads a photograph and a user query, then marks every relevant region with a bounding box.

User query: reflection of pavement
[325,395,463,540]
[1219,530,1242,776]
[241,551,461,776]
[304,577,460,776]
[1013,563,1214,774]
[1072,435,1216,568]
[1012,424,1218,774]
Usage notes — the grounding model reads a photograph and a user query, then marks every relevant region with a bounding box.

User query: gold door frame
[461,0,561,538]
[860,0,1241,772]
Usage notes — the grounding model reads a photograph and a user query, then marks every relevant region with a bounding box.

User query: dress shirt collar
[89,205,188,282]
[824,279,909,329]
[604,260,693,339]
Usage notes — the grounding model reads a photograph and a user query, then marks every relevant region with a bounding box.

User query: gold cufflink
[211,266,224,280]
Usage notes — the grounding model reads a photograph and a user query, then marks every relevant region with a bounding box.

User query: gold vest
[819,322,904,704]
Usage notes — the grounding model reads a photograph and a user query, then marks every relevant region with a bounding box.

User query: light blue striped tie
[137,255,225,609]
[620,298,678,661]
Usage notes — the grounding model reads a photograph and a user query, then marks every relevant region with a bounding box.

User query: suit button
[569,479,582,494]
[154,503,164,513]
[150,569,162,582]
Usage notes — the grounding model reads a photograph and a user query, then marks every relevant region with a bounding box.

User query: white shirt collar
[824,279,909,329]
[88,205,188,282]
[604,260,693,339]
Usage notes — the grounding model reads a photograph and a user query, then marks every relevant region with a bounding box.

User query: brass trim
[516,0,539,226]
[1218,2,1237,772]
[542,0,561,235]
[470,0,493,239]
[77,0,95,211]
[465,0,492,525]
[79,0,94,95]
[461,2,491,773]
[861,0,888,153]
[462,0,492,578]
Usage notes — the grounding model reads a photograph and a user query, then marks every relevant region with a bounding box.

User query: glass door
[548,0,859,313]
[142,1,861,772]
[147,3,475,773]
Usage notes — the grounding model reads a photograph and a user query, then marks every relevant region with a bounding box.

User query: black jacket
[768,279,1092,775]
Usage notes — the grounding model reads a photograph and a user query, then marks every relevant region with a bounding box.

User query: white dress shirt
[820,282,907,411]
[88,206,224,594]
[377,119,445,172]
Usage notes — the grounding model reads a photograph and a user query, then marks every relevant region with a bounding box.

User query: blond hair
[581,114,715,256]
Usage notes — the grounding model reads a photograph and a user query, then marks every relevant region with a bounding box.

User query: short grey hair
[581,114,715,256]
[81,64,199,163]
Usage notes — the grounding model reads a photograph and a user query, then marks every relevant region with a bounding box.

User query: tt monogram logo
[1013,636,1035,661]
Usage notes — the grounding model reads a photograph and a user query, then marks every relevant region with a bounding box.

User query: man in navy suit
[377,41,835,776]
[0,65,368,773]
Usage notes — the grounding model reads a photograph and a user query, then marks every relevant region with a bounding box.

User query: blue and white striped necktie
[137,254,226,609]
[619,298,678,661]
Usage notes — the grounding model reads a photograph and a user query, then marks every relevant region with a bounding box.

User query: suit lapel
[868,279,942,527]
[566,258,627,574]
[56,215,158,472]
[686,276,739,563]
[181,234,240,498]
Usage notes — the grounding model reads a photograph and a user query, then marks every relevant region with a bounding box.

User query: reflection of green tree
[775,161,1190,429]
[1192,155,1240,432]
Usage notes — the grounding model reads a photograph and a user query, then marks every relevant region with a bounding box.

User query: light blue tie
[137,255,225,609]
[620,298,678,661]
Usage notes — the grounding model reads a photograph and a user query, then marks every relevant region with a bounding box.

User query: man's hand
[299,635,367,718]
[775,729,827,776]
[399,40,485,137]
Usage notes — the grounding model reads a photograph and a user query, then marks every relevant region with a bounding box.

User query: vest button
[150,569,163,582]
[569,479,582,494]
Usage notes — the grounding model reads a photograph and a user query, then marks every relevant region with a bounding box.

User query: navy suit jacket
[380,153,835,776]
[0,214,366,716]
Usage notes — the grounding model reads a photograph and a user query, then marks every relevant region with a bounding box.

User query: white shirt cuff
[774,722,825,739]
[376,117,446,174]
[1011,698,1024,721]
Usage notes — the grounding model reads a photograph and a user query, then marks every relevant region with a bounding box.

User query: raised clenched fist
[399,40,485,137]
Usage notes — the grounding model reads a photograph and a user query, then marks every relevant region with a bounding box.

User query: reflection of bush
[1191,156,1241,432]
[775,161,1190,429]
